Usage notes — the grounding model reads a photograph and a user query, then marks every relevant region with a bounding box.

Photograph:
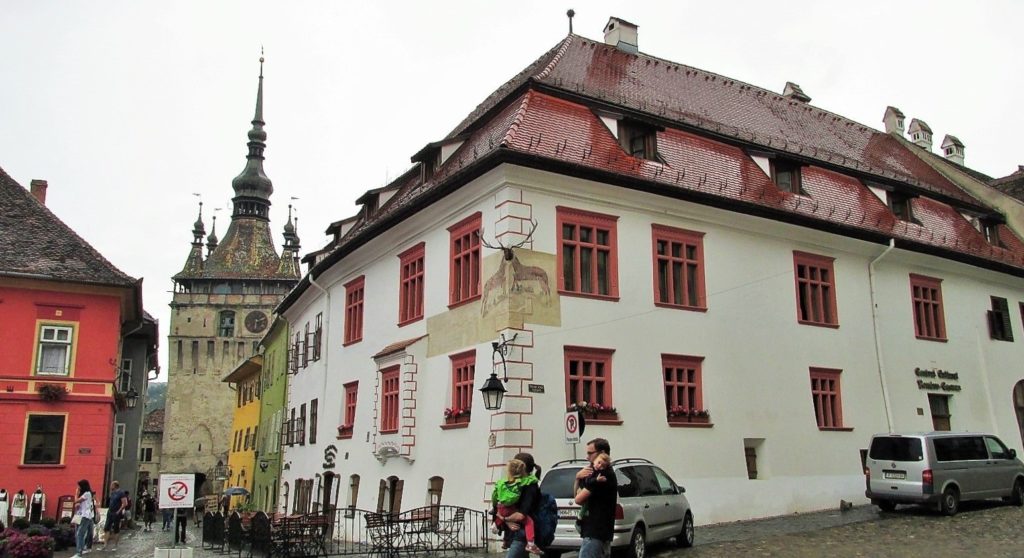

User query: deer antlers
[478,219,538,261]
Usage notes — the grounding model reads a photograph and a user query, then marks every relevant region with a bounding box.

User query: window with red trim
[663,354,703,413]
[344,276,365,345]
[380,366,400,433]
[449,213,481,307]
[652,225,705,309]
[557,207,619,298]
[450,351,475,414]
[398,243,425,325]
[339,381,358,438]
[793,251,838,326]
[910,274,946,340]
[809,367,844,429]
[564,346,615,412]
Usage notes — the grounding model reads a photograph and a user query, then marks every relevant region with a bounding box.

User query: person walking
[502,452,544,558]
[102,481,128,551]
[72,480,95,558]
[161,505,173,531]
[142,491,157,532]
[174,505,192,545]
[574,438,617,558]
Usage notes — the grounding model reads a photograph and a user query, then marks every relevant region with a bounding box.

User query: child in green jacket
[492,458,543,554]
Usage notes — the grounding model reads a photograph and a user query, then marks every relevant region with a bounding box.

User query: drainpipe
[308,272,331,413]
[869,239,896,432]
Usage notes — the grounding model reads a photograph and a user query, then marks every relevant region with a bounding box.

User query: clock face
[244,310,268,333]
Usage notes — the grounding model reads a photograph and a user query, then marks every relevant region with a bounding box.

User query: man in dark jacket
[574,438,617,558]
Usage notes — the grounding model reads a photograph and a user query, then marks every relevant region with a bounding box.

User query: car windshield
[541,468,580,499]
[869,437,923,461]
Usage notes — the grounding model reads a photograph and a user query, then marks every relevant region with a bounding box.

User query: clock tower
[162,59,300,492]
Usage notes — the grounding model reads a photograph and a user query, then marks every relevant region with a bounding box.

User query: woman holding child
[497,453,543,558]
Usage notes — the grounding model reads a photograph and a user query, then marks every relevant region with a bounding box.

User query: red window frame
[339,381,358,439]
[652,225,706,310]
[809,367,844,429]
[564,346,615,414]
[793,251,839,327]
[910,274,946,341]
[662,354,703,413]
[448,212,482,308]
[398,243,425,326]
[557,207,619,299]
[450,350,476,413]
[380,366,400,434]
[344,276,365,346]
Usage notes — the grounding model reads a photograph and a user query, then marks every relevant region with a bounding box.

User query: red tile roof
[282,32,1024,314]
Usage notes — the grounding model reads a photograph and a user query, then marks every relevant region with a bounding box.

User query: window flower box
[37,383,67,402]
[667,407,711,426]
[568,402,621,425]
[443,407,471,426]
[336,424,354,439]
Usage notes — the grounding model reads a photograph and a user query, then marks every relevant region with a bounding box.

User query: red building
[0,169,143,521]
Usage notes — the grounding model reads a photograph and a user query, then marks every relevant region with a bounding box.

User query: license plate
[557,508,577,519]
[883,470,906,480]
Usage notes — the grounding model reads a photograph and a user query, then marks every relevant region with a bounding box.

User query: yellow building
[222,354,262,510]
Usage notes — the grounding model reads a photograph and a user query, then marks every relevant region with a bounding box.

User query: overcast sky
[2,1,1021,381]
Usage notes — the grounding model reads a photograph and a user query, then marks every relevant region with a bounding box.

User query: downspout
[308,271,331,421]
[869,239,896,432]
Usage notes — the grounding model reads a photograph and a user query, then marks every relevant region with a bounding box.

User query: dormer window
[897,118,904,129]
[888,192,914,222]
[617,120,659,161]
[770,160,803,194]
[982,220,1003,247]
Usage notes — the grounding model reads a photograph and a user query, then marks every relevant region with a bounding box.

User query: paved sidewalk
[55,505,882,558]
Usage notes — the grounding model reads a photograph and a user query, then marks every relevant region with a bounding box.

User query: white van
[864,432,1024,515]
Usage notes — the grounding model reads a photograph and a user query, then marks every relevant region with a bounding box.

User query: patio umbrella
[223,487,250,496]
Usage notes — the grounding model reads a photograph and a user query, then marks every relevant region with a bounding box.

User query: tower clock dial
[244,310,268,333]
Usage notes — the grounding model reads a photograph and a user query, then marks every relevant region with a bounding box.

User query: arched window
[427,476,444,507]
[219,311,236,337]
[346,475,360,516]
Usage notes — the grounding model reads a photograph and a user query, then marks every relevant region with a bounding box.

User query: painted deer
[479,219,551,315]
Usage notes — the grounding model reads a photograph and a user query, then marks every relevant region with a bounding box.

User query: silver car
[864,432,1024,515]
[540,457,694,558]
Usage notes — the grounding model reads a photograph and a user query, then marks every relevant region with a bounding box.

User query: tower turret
[230,55,273,220]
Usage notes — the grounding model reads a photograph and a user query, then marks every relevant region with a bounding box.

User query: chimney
[882,106,905,135]
[30,179,48,205]
[603,17,638,53]
[782,82,811,103]
[907,118,933,151]
[941,134,965,165]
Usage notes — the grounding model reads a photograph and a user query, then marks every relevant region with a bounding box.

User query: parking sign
[565,411,581,444]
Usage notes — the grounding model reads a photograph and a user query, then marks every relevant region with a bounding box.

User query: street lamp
[125,387,139,409]
[479,333,517,410]
[258,458,269,473]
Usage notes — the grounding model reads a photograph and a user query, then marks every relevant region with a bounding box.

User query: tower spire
[206,213,219,256]
[230,50,273,221]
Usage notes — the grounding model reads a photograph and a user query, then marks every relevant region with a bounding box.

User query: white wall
[281,164,1024,524]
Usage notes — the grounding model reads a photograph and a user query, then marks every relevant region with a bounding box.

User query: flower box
[443,413,471,426]
[336,425,353,439]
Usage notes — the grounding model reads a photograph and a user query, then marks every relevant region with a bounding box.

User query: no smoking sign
[159,474,195,508]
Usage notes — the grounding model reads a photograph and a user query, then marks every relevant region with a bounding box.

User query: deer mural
[479,219,551,315]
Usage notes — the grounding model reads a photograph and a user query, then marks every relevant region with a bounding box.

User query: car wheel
[627,526,646,558]
[876,501,897,513]
[675,512,694,547]
[1011,480,1024,506]
[940,486,960,516]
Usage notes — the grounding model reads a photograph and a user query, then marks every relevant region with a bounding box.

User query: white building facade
[276,19,1024,525]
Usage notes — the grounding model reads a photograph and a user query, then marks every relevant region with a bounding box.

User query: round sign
[167,481,189,502]
[566,413,578,434]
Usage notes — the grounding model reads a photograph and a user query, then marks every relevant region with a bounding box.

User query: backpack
[533,492,558,549]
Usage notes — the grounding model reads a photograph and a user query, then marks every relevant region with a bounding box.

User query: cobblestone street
[56,501,1024,558]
